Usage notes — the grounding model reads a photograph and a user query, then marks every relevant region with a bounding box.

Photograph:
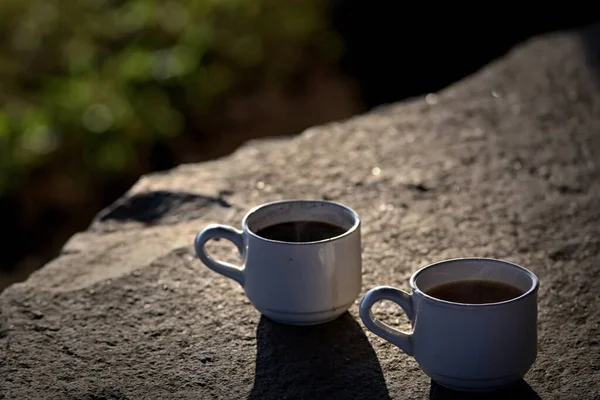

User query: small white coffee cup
[360,258,539,391]
[194,199,362,325]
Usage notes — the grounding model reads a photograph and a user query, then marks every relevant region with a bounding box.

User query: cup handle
[194,224,245,286]
[359,286,414,356]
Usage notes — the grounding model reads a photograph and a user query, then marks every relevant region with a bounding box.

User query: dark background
[1,1,598,291]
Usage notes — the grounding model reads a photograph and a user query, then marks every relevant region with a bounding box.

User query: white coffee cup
[359,258,539,391]
[194,199,362,325]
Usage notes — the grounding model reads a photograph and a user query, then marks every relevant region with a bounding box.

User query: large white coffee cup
[194,200,362,325]
[360,258,539,391]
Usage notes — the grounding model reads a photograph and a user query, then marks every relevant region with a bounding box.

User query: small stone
[425,93,438,105]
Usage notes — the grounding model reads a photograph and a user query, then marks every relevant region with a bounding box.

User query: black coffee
[425,280,524,304]
[255,220,347,243]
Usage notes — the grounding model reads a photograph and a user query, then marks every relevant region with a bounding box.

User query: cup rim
[409,257,540,309]
[242,199,360,245]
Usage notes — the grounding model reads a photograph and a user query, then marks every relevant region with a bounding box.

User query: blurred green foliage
[0,0,339,194]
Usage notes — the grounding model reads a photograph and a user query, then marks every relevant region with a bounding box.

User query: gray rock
[2,24,600,400]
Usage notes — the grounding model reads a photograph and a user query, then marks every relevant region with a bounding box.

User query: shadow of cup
[248,313,390,400]
[429,379,541,400]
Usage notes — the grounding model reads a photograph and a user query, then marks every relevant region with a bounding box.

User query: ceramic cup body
[195,200,362,325]
[360,258,539,391]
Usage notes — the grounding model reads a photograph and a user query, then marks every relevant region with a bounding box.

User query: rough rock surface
[2,24,600,400]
